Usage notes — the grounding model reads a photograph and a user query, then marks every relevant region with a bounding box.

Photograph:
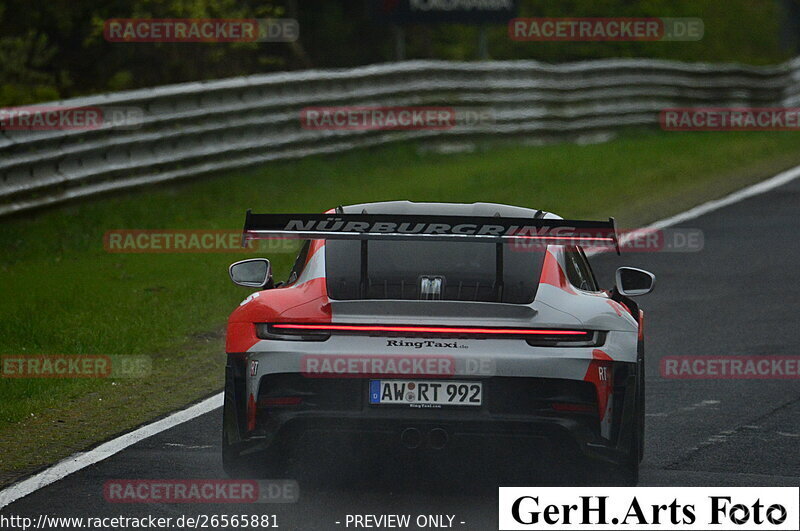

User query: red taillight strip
[271,323,588,336]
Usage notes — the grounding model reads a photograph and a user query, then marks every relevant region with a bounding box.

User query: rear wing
[242,211,620,254]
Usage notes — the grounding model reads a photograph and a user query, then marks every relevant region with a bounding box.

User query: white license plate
[369,380,482,407]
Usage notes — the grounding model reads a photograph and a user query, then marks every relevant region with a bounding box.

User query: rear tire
[619,418,641,486]
[222,397,251,478]
[222,394,289,478]
[637,338,646,461]
[222,430,247,478]
[618,354,645,486]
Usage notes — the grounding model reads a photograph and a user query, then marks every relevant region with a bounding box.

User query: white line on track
[3,162,800,510]
[587,162,800,256]
[0,394,222,509]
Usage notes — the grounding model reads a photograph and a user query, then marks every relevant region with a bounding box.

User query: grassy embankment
[1,130,800,484]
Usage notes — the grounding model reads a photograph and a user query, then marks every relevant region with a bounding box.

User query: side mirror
[229,258,273,289]
[616,267,655,297]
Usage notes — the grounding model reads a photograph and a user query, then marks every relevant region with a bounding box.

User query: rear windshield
[325,240,545,304]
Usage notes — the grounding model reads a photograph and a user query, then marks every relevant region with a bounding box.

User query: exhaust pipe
[400,427,422,449]
[428,428,449,450]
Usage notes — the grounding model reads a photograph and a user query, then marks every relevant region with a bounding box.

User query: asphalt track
[2,176,799,530]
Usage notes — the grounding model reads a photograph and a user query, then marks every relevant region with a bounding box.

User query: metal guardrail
[1,57,798,217]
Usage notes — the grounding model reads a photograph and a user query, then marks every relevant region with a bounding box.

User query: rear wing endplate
[242,211,620,254]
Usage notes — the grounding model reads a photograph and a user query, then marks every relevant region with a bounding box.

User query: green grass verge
[1,129,800,484]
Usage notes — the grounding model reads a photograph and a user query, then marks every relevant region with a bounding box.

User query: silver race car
[223,201,654,485]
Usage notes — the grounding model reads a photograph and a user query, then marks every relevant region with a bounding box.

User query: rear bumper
[230,411,627,465]
[224,362,640,467]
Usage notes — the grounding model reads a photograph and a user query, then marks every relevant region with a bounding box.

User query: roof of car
[340,201,558,219]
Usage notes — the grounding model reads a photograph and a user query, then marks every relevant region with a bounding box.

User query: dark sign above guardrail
[371,0,519,25]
